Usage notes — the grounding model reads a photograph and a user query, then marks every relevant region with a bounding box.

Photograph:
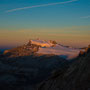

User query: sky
[0,0,90,48]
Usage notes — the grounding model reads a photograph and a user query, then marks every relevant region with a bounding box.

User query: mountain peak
[28,39,57,47]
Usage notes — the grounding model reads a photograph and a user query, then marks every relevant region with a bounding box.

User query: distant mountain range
[1,39,83,60]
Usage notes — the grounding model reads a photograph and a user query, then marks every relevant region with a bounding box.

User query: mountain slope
[38,46,90,90]
[37,44,80,59]
[0,46,68,90]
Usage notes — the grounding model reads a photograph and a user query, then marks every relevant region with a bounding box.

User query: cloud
[80,15,90,19]
[6,0,78,13]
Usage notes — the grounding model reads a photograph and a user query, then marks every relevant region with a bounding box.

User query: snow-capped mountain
[3,39,82,60]
[29,39,81,60]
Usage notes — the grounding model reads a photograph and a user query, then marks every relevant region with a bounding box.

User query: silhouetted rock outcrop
[0,50,4,58]
[79,45,90,56]
[0,50,1,58]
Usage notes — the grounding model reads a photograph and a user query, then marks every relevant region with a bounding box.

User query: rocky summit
[2,40,57,58]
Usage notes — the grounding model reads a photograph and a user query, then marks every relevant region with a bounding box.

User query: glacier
[30,39,81,60]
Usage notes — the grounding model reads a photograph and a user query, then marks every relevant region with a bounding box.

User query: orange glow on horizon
[0,26,90,48]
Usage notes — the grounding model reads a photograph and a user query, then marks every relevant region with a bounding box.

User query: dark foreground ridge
[38,45,90,90]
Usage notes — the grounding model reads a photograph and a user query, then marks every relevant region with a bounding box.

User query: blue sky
[0,0,90,29]
[0,0,90,48]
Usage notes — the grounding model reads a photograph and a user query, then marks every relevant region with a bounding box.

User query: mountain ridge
[2,39,82,60]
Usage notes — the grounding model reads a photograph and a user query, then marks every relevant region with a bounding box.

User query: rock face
[79,45,90,56]
[3,39,56,58]
[0,50,1,55]
[0,50,4,58]
[38,46,90,90]
[3,43,40,58]
[30,40,56,47]
[0,50,1,57]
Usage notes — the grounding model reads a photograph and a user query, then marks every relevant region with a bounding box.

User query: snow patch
[31,40,54,47]
[37,44,80,60]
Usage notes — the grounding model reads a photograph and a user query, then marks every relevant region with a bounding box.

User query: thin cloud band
[6,0,78,13]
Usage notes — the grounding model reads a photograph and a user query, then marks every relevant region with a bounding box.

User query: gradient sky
[0,0,90,48]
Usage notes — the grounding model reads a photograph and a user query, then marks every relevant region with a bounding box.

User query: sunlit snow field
[30,40,81,59]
